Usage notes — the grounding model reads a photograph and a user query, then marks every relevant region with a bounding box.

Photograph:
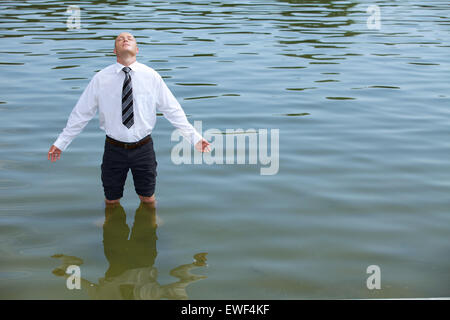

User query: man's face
[114,32,138,57]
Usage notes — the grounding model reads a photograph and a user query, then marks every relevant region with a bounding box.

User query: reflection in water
[51,203,208,300]
[1,0,449,299]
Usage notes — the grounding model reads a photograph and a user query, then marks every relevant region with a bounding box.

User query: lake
[0,0,449,299]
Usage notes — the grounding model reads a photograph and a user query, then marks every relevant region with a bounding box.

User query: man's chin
[118,49,136,55]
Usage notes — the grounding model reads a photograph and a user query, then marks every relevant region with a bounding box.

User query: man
[48,32,210,206]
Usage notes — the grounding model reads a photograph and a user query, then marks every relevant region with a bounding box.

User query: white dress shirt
[53,61,203,151]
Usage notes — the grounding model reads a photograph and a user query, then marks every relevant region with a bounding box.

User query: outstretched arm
[155,74,210,152]
[48,74,99,161]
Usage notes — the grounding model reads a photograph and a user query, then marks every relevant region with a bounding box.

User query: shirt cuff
[191,131,203,146]
[53,136,70,152]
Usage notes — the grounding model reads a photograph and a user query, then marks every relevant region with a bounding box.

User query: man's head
[114,32,139,58]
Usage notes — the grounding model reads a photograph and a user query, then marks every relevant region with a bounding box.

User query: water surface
[0,0,449,299]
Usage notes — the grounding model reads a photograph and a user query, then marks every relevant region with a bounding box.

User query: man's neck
[117,56,137,67]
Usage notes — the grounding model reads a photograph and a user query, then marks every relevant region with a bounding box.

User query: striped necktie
[122,66,134,129]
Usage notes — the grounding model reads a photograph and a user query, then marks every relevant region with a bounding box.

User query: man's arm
[155,74,210,152]
[48,75,99,161]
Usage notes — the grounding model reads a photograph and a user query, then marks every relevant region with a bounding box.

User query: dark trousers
[101,135,157,200]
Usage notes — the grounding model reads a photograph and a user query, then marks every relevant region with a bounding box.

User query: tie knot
[122,67,131,74]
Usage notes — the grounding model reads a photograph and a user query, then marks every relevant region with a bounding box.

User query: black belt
[106,135,151,150]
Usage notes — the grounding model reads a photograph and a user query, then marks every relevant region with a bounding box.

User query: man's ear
[114,47,116,55]
[136,46,139,55]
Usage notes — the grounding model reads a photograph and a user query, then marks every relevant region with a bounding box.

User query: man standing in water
[48,32,210,206]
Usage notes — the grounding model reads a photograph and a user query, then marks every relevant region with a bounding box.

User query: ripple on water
[0,0,449,300]
[0,271,32,280]
[0,179,30,190]
[326,96,356,100]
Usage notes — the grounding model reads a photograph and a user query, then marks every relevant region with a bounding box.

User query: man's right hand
[48,145,62,162]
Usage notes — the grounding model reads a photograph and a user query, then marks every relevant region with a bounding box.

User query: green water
[0,0,449,299]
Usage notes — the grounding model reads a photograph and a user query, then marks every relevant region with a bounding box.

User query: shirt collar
[115,60,139,73]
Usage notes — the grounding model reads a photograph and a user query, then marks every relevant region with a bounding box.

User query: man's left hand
[195,139,211,153]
